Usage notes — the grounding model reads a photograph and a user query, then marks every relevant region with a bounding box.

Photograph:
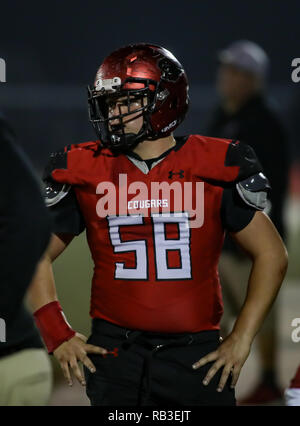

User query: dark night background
[0,0,299,172]
[1,2,300,403]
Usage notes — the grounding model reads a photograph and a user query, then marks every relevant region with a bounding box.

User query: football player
[28,44,288,406]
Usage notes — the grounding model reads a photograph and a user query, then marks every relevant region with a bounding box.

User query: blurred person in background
[0,115,53,405]
[205,40,290,404]
[286,90,300,210]
[285,365,300,406]
[284,94,300,406]
[287,90,300,163]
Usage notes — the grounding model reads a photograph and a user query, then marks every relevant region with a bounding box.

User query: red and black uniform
[45,135,260,332]
[44,134,262,405]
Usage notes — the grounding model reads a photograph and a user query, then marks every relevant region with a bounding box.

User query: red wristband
[34,301,76,354]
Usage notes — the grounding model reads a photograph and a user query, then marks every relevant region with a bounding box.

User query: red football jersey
[50,135,261,332]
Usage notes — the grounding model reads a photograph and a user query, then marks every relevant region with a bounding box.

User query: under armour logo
[168,170,184,179]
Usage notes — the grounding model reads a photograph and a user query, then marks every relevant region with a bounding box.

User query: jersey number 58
[107,212,192,281]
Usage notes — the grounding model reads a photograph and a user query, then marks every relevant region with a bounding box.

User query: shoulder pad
[43,146,70,181]
[226,140,263,180]
[43,146,72,206]
[236,172,271,210]
[44,181,71,207]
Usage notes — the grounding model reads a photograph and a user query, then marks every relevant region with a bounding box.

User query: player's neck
[132,134,176,160]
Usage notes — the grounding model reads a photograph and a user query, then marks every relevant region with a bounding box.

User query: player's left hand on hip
[192,333,251,392]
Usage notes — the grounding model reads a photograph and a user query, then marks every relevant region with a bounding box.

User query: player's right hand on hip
[53,332,107,387]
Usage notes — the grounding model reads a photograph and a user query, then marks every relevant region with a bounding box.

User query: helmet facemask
[87,77,160,153]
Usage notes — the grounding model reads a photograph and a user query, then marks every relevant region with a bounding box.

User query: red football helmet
[87,43,189,151]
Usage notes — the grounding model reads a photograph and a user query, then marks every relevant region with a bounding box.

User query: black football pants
[84,318,236,406]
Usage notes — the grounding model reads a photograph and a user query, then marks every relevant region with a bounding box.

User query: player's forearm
[231,249,288,343]
[26,254,59,312]
[27,251,76,354]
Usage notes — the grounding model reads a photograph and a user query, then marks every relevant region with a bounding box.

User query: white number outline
[152,212,192,281]
[107,212,192,281]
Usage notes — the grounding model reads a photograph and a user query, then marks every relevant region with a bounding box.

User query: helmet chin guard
[87,43,189,152]
[87,77,159,152]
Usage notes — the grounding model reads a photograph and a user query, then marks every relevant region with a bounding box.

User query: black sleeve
[225,140,264,180]
[221,185,257,232]
[0,119,52,323]
[43,149,86,235]
[46,184,86,235]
